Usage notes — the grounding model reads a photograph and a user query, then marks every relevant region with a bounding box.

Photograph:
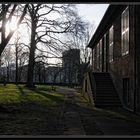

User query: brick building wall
[87,5,140,113]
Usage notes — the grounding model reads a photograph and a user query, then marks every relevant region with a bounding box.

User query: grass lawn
[0,84,64,135]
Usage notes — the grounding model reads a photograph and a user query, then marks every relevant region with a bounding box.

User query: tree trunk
[15,46,18,84]
[0,4,27,56]
[44,68,46,83]
[38,63,41,83]
[7,64,9,82]
[26,20,36,88]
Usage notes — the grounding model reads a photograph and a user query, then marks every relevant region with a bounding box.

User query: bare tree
[1,45,14,82]
[25,4,88,88]
[14,40,29,84]
[18,51,29,82]
[14,35,20,84]
[62,23,94,86]
[0,4,28,56]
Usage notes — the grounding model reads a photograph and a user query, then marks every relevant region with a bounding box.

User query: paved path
[56,86,140,136]
[57,87,85,135]
[91,110,140,135]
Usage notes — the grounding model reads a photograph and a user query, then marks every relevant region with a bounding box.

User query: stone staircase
[93,72,121,107]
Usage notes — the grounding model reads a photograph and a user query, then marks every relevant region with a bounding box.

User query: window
[97,43,100,70]
[104,34,107,71]
[109,26,114,62]
[99,39,102,70]
[121,7,129,56]
[104,34,107,64]
[96,40,103,71]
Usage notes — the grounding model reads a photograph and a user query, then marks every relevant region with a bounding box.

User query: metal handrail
[88,70,97,103]
[92,72,97,103]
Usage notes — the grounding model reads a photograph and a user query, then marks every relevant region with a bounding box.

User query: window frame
[97,43,100,70]
[121,6,129,56]
[109,25,114,63]
[99,39,102,70]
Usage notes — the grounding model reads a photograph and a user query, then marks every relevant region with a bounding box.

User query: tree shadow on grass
[36,85,56,92]
[29,88,64,104]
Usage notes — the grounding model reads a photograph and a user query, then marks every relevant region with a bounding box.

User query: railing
[88,71,97,103]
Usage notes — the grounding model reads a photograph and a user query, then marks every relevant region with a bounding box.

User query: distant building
[62,49,80,84]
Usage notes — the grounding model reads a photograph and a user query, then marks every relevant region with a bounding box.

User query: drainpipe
[91,48,93,72]
[134,5,137,113]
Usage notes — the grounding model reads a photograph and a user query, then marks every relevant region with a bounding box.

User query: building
[83,5,140,114]
[62,49,80,85]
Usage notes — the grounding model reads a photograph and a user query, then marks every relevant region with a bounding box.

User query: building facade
[86,5,140,114]
[62,49,80,85]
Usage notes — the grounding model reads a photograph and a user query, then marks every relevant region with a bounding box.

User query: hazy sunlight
[6,17,18,35]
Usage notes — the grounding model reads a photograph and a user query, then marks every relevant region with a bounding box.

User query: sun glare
[6,17,18,35]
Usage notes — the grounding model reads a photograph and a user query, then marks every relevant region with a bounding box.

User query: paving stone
[56,87,140,136]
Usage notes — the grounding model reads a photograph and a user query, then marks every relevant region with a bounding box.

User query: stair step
[95,102,121,104]
[96,90,116,92]
[96,95,119,98]
[96,102,120,104]
[94,77,112,79]
[94,76,111,78]
[95,95,118,97]
[96,87,114,89]
[96,96,119,98]
[96,92,117,94]
[95,100,121,103]
[96,89,116,91]
[96,89,117,92]
[95,82,113,84]
[96,98,119,100]
[96,92,116,94]
[95,104,121,107]
[92,72,121,107]
[96,97,118,99]
[94,77,111,79]
[95,97,120,100]
[95,103,121,106]
[96,87,115,89]
[96,90,117,92]
[94,75,110,77]
[95,81,113,83]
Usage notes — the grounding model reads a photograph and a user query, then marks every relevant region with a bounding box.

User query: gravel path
[56,87,103,135]
[56,86,140,136]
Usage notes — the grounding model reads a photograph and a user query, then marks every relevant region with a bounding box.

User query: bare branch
[35,54,62,60]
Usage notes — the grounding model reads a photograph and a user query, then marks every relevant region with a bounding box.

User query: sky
[41,4,109,65]
[76,4,109,38]
[40,4,110,65]
[11,4,109,47]
[5,4,110,66]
